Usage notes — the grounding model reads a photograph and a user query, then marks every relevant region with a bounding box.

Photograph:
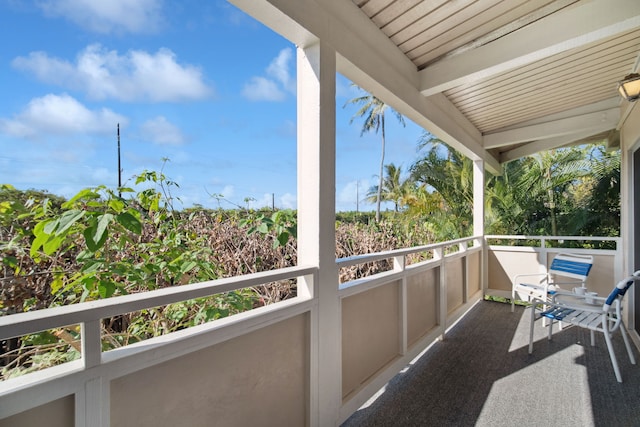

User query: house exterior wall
[620,104,640,335]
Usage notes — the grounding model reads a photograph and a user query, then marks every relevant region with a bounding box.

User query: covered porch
[2,1,640,426]
[342,299,640,427]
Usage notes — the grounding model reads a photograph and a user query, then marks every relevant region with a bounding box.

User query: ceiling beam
[483,108,620,148]
[499,128,609,163]
[419,0,640,96]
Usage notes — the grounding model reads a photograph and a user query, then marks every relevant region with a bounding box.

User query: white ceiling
[231,0,640,172]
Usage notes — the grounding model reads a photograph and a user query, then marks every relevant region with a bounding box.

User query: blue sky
[0,0,425,212]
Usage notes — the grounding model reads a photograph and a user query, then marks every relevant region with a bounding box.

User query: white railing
[485,235,622,300]
[337,235,484,421]
[2,234,622,426]
[0,265,316,423]
[485,234,621,246]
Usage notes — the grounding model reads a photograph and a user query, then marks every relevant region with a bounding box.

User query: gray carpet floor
[341,300,640,427]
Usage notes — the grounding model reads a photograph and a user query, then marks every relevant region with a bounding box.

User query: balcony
[342,298,640,426]
[1,236,634,426]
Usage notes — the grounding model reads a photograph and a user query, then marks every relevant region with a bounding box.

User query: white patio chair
[528,271,640,383]
[511,252,594,313]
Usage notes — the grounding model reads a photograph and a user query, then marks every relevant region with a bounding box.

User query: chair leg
[511,289,515,313]
[603,328,623,383]
[619,322,637,365]
[529,305,536,354]
[547,316,553,341]
[590,330,595,347]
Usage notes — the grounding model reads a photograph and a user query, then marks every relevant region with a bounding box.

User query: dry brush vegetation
[0,183,434,379]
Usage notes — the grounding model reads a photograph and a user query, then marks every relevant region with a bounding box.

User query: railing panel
[406,267,439,348]
[488,248,541,293]
[446,257,464,314]
[110,313,308,427]
[486,236,622,300]
[337,237,483,422]
[467,251,481,296]
[0,395,74,427]
[341,280,401,401]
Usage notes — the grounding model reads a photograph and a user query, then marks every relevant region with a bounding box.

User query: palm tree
[345,86,405,222]
[515,148,589,236]
[366,163,414,212]
[410,134,474,237]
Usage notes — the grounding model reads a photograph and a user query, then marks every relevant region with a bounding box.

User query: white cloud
[0,93,126,138]
[13,44,212,102]
[253,192,296,209]
[140,116,186,145]
[279,192,296,209]
[242,76,285,102]
[221,185,235,199]
[242,48,295,102]
[266,48,295,94]
[337,179,371,211]
[256,193,274,209]
[277,119,296,138]
[38,0,163,34]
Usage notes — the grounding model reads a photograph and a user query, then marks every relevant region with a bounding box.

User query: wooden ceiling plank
[371,0,423,28]
[446,30,640,98]
[360,0,397,17]
[389,0,472,46]
[469,81,622,120]
[470,81,624,128]
[409,0,550,67]
[418,0,640,96]
[499,128,610,163]
[399,0,507,56]
[448,41,640,105]
[375,0,450,40]
[474,86,623,132]
[416,0,578,67]
[462,64,630,120]
[452,51,637,110]
[483,107,620,147]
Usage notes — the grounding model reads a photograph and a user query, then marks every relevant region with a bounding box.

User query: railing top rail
[0,265,317,340]
[485,235,621,242]
[336,235,481,268]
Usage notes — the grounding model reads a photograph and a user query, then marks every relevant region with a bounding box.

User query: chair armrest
[513,273,548,286]
[548,280,583,286]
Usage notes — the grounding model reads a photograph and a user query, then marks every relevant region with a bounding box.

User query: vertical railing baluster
[77,319,107,427]
[434,247,447,339]
[460,241,469,303]
[394,255,408,355]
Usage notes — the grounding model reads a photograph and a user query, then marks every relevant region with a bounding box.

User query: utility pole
[117,123,122,197]
[272,193,275,211]
[356,180,359,213]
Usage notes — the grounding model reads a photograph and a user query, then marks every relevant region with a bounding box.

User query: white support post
[473,160,487,294]
[473,160,484,238]
[297,42,340,427]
